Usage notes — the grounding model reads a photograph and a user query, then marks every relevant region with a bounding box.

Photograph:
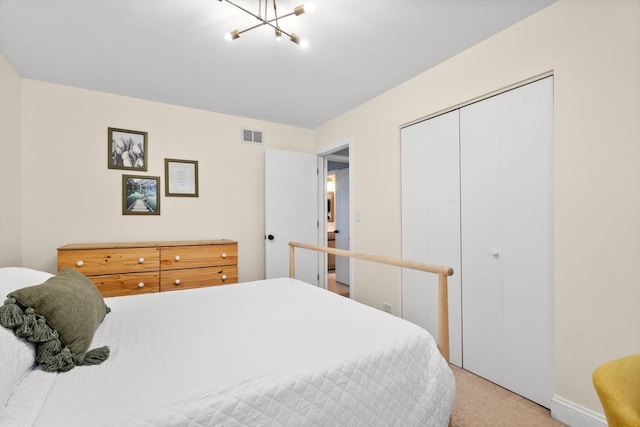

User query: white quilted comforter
[1,277,455,426]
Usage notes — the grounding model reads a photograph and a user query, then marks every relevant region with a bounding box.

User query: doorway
[323,146,350,297]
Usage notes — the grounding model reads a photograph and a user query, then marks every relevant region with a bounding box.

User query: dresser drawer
[58,247,160,276]
[90,272,160,297]
[160,266,238,291]
[160,244,237,270]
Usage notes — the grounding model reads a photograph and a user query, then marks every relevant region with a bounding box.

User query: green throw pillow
[0,268,110,372]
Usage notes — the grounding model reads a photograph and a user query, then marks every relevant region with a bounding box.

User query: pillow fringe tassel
[40,347,75,372]
[15,307,37,338]
[28,315,56,343]
[0,297,24,328]
[1,298,110,372]
[74,346,110,366]
[36,332,62,363]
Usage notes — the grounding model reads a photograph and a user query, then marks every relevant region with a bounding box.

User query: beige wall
[0,55,23,267]
[315,0,640,418]
[18,80,313,280]
[1,0,638,420]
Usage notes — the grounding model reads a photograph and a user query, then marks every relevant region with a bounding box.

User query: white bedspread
[1,278,455,426]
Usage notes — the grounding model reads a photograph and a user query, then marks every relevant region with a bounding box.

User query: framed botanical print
[108,127,147,171]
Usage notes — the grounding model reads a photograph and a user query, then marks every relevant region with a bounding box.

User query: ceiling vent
[241,128,263,145]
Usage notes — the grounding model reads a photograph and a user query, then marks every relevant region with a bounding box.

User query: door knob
[267,234,275,241]
[490,250,500,258]
[334,230,340,234]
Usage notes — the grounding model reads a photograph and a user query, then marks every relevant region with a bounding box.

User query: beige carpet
[450,365,567,427]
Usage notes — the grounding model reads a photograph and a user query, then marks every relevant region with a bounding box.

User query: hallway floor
[328,271,349,297]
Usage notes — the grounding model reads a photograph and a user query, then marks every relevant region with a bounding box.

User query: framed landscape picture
[165,158,199,197]
[122,175,160,215]
[108,127,147,171]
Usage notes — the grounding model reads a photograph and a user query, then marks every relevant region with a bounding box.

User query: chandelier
[218,0,312,47]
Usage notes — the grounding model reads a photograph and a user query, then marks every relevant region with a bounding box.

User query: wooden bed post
[289,244,295,278]
[438,273,450,363]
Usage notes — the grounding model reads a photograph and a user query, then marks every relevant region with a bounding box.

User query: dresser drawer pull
[76,260,84,267]
[174,279,181,285]
[221,253,227,259]
[138,282,145,288]
[221,274,228,281]
[138,257,145,264]
[174,255,181,262]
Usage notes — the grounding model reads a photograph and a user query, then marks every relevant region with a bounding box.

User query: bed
[0,244,456,426]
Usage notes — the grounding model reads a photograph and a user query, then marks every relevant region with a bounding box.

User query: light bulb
[224,30,240,41]
[290,33,308,47]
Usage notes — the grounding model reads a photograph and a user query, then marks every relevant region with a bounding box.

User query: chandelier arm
[237,16,297,37]
[220,0,266,23]
[237,22,268,36]
[220,0,301,41]
[259,12,295,28]
[234,13,297,34]
[222,0,296,26]
[273,0,280,29]
[238,20,292,38]
[270,11,295,21]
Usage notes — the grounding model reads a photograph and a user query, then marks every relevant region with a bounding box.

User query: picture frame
[122,175,160,215]
[165,158,199,197]
[108,127,148,171]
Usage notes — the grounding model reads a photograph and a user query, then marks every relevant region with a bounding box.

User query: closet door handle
[490,250,500,258]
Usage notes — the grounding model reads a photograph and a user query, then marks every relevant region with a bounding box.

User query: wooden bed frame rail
[288,242,454,363]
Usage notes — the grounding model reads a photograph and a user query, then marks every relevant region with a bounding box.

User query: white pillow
[0,267,54,409]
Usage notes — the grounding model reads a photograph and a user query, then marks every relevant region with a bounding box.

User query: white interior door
[334,168,350,285]
[461,77,553,407]
[401,110,462,366]
[265,149,318,285]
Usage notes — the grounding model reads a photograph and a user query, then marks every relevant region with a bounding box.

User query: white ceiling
[0,0,556,129]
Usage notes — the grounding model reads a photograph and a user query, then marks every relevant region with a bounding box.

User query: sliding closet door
[460,77,553,407]
[401,110,462,366]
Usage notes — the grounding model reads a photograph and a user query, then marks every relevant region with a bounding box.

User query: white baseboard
[551,395,607,427]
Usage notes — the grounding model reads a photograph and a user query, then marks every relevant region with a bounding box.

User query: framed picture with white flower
[108,127,147,171]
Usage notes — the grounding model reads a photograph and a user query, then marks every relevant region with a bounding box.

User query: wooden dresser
[57,240,238,297]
